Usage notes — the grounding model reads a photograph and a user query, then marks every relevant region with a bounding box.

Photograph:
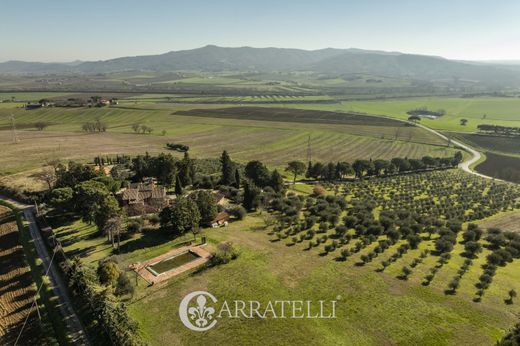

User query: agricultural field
[282,97,520,132]
[452,133,520,157]
[0,103,455,175]
[477,210,520,234]
[0,206,43,345]
[475,152,520,183]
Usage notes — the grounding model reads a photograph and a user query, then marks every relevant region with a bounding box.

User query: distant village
[25,96,118,109]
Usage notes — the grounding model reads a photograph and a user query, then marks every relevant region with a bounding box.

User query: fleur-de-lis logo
[179,291,218,331]
[188,294,215,327]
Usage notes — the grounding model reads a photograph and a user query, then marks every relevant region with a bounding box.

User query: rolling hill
[1,45,520,87]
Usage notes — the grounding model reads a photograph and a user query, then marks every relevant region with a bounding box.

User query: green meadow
[284,97,520,132]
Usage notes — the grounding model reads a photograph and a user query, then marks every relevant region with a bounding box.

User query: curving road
[411,122,499,181]
[369,112,497,181]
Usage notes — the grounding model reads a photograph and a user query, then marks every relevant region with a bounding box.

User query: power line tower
[306,135,312,163]
[10,114,19,144]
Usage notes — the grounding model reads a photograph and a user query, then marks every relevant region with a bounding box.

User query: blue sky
[1,0,519,62]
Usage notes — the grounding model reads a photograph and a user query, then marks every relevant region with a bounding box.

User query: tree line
[301,152,463,181]
[477,124,520,136]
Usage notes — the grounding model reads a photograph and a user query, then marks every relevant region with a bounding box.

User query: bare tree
[32,167,56,190]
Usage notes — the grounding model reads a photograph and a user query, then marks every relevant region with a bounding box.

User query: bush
[227,205,247,220]
[115,272,134,297]
[312,184,326,196]
[209,242,240,266]
[127,219,143,233]
[147,214,160,225]
[97,260,120,286]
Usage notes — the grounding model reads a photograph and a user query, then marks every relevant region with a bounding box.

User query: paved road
[412,122,500,180]
[369,113,498,180]
[0,196,90,345]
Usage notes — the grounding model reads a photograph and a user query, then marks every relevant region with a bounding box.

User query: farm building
[118,179,168,215]
[210,211,230,228]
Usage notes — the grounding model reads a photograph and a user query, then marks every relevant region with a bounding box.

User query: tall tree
[452,151,463,166]
[220,150,235,186]
[159,197,201,235]
[178,151,195,187]
[243,180,261,211]
[352,160,371,179]
[245,160,270,187]
[152,153,177,187]
[305,161,313,179]
[190,190,218,226]
[373,159,390,176]
[234,169,241,189]
[270,169,285,193]
[73,180,110,224]
[285,161,306,185]
[335,162,352,179]
[94,195,120,234]
[175,175,183,195]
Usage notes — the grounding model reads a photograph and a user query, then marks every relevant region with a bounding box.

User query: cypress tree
[306,161,313,179]
[220,150,235,186]
[243,180,260,211]
[234,169,241,189]
[270,169,284,193]
[175,175,183,195]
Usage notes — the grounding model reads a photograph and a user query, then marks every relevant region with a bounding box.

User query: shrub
[227,205,247,220]
[115,272,134,297]
[209,242,240,266]
[97,260,120,286]
[312,184,326,196]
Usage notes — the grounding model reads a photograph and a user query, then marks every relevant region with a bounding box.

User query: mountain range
[1,45,519,87]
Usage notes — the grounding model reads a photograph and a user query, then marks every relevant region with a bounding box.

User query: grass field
[0,103,455,175]
[281,97,520,132]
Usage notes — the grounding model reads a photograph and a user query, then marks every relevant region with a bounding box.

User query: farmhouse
[118,178,168,215]
[210,211,230,227]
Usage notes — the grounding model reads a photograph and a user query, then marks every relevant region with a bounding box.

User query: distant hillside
[1,45,520,87]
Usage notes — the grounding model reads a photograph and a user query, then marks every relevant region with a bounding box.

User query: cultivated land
[477,211,520,234]
[281,96,520,132]
[0,102,455,175]
[1,92,520,345]
[452,133,520,157]
[475,152,520,183]
[0,206,43,345]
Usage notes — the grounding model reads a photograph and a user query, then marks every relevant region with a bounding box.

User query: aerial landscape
[1,1,520,345]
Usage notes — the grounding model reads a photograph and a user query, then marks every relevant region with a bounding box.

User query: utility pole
[11,114,19,144]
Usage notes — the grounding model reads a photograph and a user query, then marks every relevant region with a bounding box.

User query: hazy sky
[1,0,519,62]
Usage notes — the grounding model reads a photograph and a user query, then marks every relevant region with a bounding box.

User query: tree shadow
[116,229,177,255]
